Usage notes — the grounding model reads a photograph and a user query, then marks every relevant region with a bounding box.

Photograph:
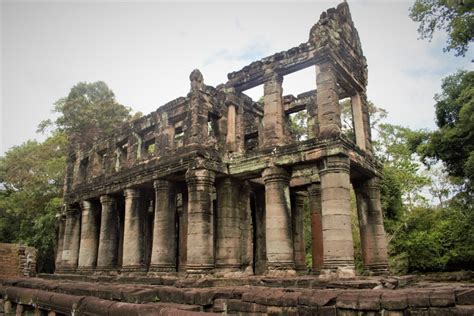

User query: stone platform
[1,275,474,315]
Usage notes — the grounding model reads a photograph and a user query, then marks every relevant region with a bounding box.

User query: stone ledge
[1,277,473,315]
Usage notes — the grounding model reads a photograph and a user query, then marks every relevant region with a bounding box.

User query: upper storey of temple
[64,2,378,202]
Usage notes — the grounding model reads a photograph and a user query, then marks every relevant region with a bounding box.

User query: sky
[1,0,472,155]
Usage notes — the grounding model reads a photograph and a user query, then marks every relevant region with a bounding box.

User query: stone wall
[1,277,473,315]
[0,243,37,278]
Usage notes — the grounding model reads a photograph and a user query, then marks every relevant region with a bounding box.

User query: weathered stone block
[381,291,408,310]
[456,289,474,305]
[430,290,455,307]
[336,291,359,310]
[453,305,474,315]
[407,290,431,307]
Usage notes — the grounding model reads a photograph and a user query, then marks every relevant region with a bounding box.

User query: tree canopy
[409,0,474,56]
[1,81,132,272]
[414,70,474,192]
[38,81,132,143]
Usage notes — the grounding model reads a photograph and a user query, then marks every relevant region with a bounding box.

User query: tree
[416,70,474,192]
[38,81,132,143]
[375,124,431,210]
[0,133,67,272]
[1,81,133,273]
[409,0,474,56]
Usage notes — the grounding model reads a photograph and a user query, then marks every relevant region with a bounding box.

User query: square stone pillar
[185,168,216,273]
[307,90,319,139]
[61,206,81,273]
[225,103,237,152]
[122,188,146,272]
[55,214,66,272]
[97,195,119,271]
[186,70,208,146]
[360,91,373,153]
[215,177,241,272]
[150,180,177,272]
[308,183,324,274]
[350,92,366,150]
[262,167,295,275]
[263,73,286,147]
[316,62,341,138]
[292,192,307,273]
[178,187,189,272]
[319,156,355,275]
[354,177,389,274]
[77,200,100,271]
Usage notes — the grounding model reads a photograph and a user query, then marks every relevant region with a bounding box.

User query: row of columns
[57,160,388,275]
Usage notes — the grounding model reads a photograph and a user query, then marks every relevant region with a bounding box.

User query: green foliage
[375,124,431,209]
[416,71,474,192]
[38,81,132,142]
[1,81,132,273]
[380,165,404,231]
[288,110,309,141]
[390,198,474,272]
[0,133,67,272]
[409,0,474,56]
[340,99,355,141]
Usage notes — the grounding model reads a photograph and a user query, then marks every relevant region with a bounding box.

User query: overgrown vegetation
[0,81,132,272]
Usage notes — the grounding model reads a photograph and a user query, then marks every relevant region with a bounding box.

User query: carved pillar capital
[65,206,80,218]
[153,179,172,191]
[308,182,322,198]
[99,195,115,205]
[318,155,350,176]
[262,167,290,184]
[80,200,92,211]
[185,168,216,186]
[124,187,141,199]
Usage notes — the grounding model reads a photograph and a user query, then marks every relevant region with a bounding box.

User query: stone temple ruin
[55,1,389,278]
[3,4,474,315]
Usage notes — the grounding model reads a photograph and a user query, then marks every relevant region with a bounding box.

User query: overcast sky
[1,0,472,155]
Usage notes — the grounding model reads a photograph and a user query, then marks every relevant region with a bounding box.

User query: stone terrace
[1,276,474,315]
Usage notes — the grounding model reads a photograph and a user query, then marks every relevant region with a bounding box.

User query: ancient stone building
[56,2,388,278]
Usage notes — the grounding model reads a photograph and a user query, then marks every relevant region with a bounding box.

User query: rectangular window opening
[174,127,184,147]
[340,97,355,143]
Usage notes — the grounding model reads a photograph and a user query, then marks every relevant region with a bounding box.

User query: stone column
[307,90,319,139]
[354,177,389,274]
[262,167,295,273]
[226,103,237,152]
[61,206,81,273]
[97,195,119,271]
[178,188,188,272]
[360,91,373,152]
[319,156,355,274]
[292,192,307,273]
[263,73,285,147]
[308,183,324,274]
[185,168,215,273]
[122,188,146,272]
[77,200,100,271]
[215,177,241,272]
[350,92,366,150]
[316,62,341,138]
[150,180,177,272]
[240,181,253,273]
[55,214,66,272]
